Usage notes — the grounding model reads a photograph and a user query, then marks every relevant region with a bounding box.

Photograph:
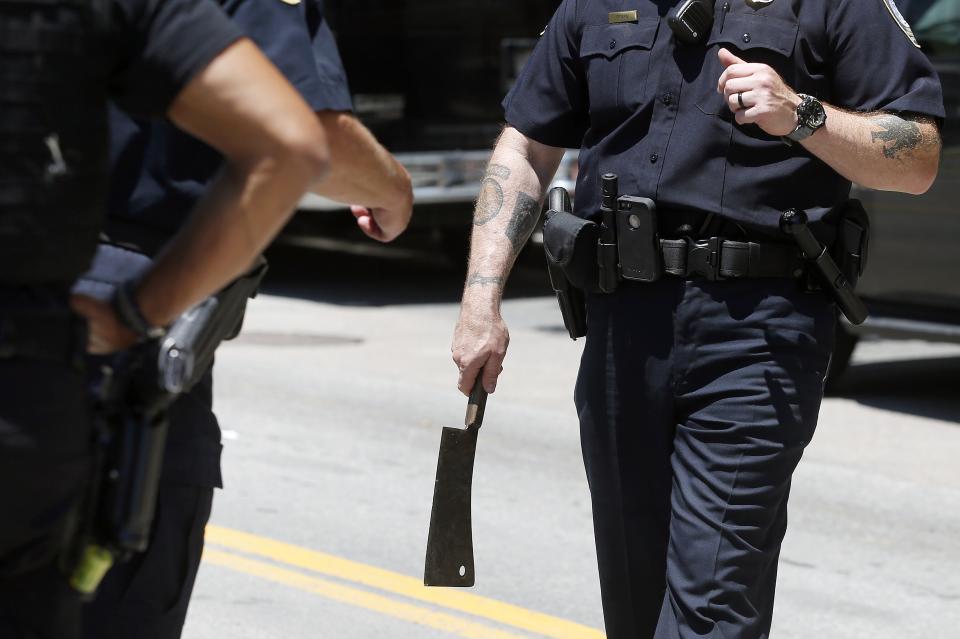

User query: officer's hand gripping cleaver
[424,379,488,587]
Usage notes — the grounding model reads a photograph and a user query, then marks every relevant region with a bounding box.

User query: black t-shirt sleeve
[223,0,352,113]
[827,0,944,120]
[502,0,588,149]
[108,0,244,117]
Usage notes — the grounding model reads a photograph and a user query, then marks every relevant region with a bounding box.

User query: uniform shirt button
[649,153,659,163]
[609,39,617,49]
[662,93,674,105]
[742,33,751,43]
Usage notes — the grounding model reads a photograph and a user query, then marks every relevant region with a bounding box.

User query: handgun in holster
[543,187,588,339]
[66,246,267,596]
[542,172,662,338]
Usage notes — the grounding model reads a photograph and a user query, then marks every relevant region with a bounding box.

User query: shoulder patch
[279,0,301,5]
[745,0,775,9]
[880,0,921,48]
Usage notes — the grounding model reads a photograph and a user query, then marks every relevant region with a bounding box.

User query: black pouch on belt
[832,199,870,287]
[543,207,601,293]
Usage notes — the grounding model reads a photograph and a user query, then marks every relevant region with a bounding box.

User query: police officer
[0,1,328,637]
[81,2,413,637]
[453,0,943,637]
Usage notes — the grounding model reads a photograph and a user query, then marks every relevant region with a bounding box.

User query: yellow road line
[204,549,532,639]
[205,525,604,639]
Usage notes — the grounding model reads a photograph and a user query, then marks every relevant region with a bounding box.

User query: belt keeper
[686,237,723,280]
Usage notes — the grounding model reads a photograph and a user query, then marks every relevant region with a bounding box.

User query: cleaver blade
[423,379,488,587]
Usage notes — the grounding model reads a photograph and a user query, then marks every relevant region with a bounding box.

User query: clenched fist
[717,48,800,136]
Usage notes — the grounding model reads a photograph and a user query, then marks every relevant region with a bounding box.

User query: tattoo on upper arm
[870,115,924,160]
[466,273,504,289]
[504,192,541,255]
[474,164,512,226]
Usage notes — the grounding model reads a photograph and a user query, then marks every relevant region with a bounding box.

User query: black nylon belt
[659,237,806,281]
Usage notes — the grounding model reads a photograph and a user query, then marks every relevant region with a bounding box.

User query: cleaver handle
[465,378,488,430]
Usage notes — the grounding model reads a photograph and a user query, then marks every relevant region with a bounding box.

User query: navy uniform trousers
[0,289,91,639]
[576,277,834,639]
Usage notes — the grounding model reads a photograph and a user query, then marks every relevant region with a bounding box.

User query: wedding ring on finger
[737,92,745,109]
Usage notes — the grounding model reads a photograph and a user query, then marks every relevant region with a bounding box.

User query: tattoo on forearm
[486,164,511,180]
[473,164,512,226]
[871,115,923,160]
[504,192,540,254]
[466,273,504,289]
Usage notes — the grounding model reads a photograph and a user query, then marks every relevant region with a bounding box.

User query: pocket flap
[544,210,597,268]
[709,14,798,57]
[580,20,659,59]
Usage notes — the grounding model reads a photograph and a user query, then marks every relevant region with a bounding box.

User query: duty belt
[657,237,806,281]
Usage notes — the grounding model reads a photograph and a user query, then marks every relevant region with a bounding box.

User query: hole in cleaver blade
[424,424,479,587]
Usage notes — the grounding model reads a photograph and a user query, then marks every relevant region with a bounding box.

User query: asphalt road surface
[184,243,960,639]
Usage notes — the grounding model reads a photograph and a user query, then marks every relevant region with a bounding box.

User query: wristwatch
[782,94,827,144]
[113,280,166,341]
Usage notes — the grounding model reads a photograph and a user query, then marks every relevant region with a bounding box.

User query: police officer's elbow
[286,123,331,185]
[266,117,330,186]
[905,155,940,195]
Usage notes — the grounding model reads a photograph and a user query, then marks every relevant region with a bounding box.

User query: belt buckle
[686,237,723,281]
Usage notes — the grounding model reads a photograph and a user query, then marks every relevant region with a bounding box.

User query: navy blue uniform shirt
[106,0,352,488]
[504,0,945,236]
[108,0,352,248]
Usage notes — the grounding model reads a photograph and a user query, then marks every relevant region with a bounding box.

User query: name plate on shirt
[608,10,638,23]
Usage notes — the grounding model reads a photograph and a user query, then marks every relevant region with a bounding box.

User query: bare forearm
[715,48,940,195]
[462,128,564,310]
[137,153,317,326]
[312,111,412,208]
[131,38,327,327]
[802,107,941,194]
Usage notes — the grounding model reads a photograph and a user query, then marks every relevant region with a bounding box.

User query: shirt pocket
[696,13,799,117]
[579,20,659,119]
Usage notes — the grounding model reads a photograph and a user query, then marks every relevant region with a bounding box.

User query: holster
[65,242,267,595]
[831,199,870,288]
[542,188,593,339]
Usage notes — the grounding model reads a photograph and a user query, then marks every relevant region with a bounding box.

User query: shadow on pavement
[261,242,553,307]
[828,356,960,424]
[263,243,959,424]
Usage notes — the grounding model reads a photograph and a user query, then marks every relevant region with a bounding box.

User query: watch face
[799,96,827,129]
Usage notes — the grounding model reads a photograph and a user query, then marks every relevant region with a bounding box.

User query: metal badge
[881,0,921,48]
[745,0,774,8]
[608,10,639,23]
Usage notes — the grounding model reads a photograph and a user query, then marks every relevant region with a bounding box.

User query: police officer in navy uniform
[82,2,412,637]
[0,0,330,636]
[453,0,943,636]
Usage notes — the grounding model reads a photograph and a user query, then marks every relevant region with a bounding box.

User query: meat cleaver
[423,379,488,587]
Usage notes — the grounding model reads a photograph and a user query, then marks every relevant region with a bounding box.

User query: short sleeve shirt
[106,0,243,116]
[503,0,945,235]
[106,0,353,245]
[106,0,354,488]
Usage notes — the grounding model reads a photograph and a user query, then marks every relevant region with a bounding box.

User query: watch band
[113,280,166,341]
[784,120,816,143]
